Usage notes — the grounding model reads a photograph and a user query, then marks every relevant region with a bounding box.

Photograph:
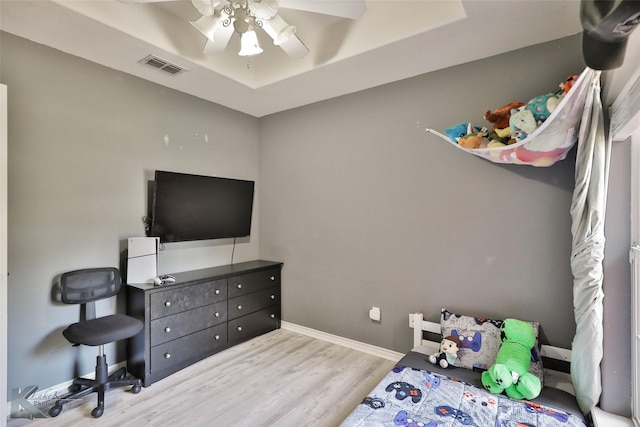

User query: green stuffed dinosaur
[481,318,542,400]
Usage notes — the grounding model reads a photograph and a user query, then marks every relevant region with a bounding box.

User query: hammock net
[426,68,599,167]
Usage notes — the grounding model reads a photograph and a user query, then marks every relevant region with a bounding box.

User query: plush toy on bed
[428,335,460,368]
[481,318,542,400]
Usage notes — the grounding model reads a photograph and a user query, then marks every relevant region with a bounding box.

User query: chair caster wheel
[131,385,141,394]
[91,406,104,418]
[69,383,82,393]
[48,405,63,417]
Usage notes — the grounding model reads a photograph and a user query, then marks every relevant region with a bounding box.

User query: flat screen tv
[150,170,255,243]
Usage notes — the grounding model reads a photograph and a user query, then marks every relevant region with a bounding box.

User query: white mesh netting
[426,68,599,167]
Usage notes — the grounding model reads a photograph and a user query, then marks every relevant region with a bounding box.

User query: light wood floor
[9,329,397,427]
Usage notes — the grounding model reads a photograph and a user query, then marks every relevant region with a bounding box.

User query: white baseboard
[280,321,404,362]
[591,406,634,427]
[592,407,636,427]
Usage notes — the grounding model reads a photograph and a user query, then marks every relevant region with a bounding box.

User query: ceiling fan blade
[248,0,279,20]
[278,34,309,59]
[261,15,297,46]
[202,22,234,55]
[277,0,365,19]
[191,0,222,16]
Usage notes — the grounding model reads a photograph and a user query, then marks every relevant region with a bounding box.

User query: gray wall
[2,31,260,392]
[259,35,586,351]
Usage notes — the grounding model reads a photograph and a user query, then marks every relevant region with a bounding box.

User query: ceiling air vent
[140,54,186,76]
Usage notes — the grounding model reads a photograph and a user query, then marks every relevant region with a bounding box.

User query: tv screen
[150,170,255,243]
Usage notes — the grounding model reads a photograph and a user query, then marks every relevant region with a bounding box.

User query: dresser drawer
[151,324,227,372]
[227,268,280,298]
[150,279,227,320]
[150,301,227,347]
[228,307,280,344]
[228,287,280,321]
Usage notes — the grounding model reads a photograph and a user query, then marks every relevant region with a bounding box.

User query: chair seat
[63,314,143,347]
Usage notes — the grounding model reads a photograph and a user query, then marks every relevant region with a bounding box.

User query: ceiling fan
[119,0,367,59]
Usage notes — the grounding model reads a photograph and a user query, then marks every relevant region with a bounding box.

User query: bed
[340,311,588,427]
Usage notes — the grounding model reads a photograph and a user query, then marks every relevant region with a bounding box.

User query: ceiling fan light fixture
[238,30,263,56]
[186,0,334,58]
[190,14,222,42]
[233,17,250,34]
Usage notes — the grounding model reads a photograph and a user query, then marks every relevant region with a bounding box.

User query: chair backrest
[60,268,122,305]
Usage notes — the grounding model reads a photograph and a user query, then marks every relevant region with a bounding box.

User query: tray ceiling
[0,0,583,117]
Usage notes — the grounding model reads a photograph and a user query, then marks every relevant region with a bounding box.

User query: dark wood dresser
[126,260,282,386]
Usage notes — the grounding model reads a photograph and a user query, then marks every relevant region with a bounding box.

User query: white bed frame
[408,313,576,395]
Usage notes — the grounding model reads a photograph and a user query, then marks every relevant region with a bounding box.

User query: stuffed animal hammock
[426,68,599,167]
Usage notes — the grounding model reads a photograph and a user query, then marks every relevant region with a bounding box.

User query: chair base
[49,353,141,418]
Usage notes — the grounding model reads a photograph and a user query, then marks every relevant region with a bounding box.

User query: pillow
[439,309,544,385]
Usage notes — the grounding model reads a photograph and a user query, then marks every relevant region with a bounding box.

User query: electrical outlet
[369,306,381,322]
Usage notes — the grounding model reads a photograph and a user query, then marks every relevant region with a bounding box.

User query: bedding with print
[341,364,587,427]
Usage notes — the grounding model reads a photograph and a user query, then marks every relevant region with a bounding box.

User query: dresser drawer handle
[214,312,220,318]
[236,283,242,289]
[237,305,242,310]
[215,289,221,295]
[164,301,171,307]
[270,294,275,300]
[164,353,171,359]
[270,314,276,319]
[164,327,171,333]
[237,326,242,332]
[270,276,275,281]
[214,334,220,340]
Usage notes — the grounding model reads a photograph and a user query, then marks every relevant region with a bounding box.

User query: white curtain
[569,69,610,415]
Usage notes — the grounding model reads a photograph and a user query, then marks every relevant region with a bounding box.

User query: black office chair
[49,268,143,418]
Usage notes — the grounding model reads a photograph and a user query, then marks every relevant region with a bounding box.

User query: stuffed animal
[560,74,579,95]
[458,131,490,149]
[509,107,538,140]
[515,145,568,167]
[444,122,470,143]
[428,335,460,368]
[525,93,560,123]
[481,319,542,400]
[484,102,525,131]
[493,127,513,139]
